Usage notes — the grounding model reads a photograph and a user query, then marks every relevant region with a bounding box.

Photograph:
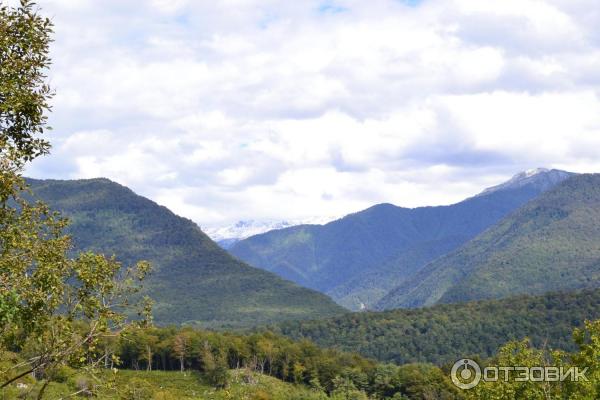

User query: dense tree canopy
[275,289,600,365]
[106,326,462,399]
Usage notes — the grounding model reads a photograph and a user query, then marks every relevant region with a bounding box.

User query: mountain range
[377,173,600,309]
[229,168,574,310]
[25,168,600,333]
[26,178,346,329]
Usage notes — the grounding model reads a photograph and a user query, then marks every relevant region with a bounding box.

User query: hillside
[26,178,346,329]
[377,173,600,309]
[275,288,600,365]
[229,169,572,310]
[9,370,330,400]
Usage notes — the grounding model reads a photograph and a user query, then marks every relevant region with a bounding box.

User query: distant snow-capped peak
[522,167,550,178]
[205,220,294,242]
[204,216,337,245]
[478,167,573,197]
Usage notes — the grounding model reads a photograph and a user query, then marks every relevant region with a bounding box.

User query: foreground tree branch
[0,2,153,397]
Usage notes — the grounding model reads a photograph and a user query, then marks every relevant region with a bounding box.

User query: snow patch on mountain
[205,216,338,248]
[478,168,574,197]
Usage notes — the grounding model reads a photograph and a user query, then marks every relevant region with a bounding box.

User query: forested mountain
[26,178,346,328]
[275,288,600,365]
[377,173,600,309]
[229,169,572,309]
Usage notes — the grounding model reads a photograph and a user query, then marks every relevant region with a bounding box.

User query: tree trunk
[146,346,152,371]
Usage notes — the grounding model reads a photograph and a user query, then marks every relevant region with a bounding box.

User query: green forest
[5,320,600,399]
[275,289,600,364]
[1,327,461,399]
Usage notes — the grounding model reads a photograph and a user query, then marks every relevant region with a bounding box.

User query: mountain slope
[229,169,573,310]
[26,178,346,328]
[377,173,600,309]
[276,288,600,365]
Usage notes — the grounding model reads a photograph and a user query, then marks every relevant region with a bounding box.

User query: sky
[22,0,600,228]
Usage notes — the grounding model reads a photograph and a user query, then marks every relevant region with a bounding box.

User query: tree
[466,340,569,400]
[199,341,229,388]
[173,332,190,372]
[0,1,152,397]
[369,364,402,399]
[562,320,600,399]
[0,0,52,164]
[397,363,461,400]
[331,375,368,400]
[137,330,159,372]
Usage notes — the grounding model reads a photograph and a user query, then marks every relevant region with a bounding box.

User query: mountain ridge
[25,177,346,329]
[229,168,574,310]
[476,168,573,197]
[376,173,600,309]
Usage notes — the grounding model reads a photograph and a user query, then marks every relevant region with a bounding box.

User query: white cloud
[25,0,600,227]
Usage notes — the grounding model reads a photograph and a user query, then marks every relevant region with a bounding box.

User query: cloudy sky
[25,0,600,228]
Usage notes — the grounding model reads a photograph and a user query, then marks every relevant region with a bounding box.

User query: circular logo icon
[451,359,481,389]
